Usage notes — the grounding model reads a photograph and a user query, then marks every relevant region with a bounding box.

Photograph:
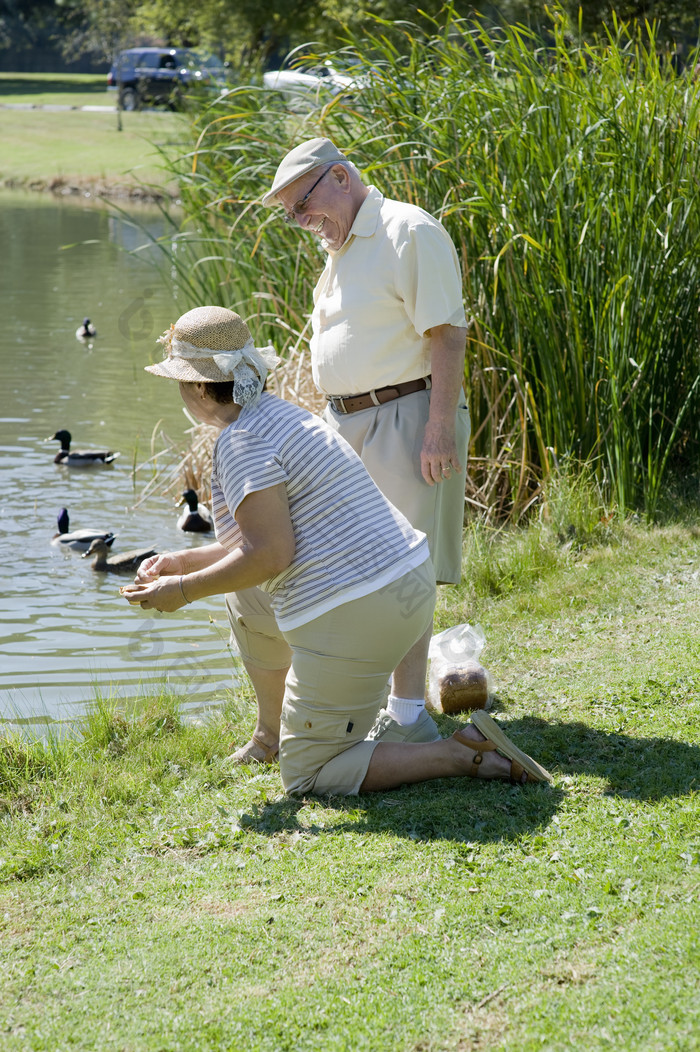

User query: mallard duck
[51,507,116,551]
[49,430,120,467]
[83,539,157,574]
[177,488,214,533]
[76,318,97,340]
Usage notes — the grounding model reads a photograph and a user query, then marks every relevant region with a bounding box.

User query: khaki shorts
[225,588,292,671]
[279,560,436,796]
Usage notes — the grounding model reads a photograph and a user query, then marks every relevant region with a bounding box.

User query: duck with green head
[49,430,120,467]
[76,318,97,340]
[176,488,214,533]
[51,507,116,551]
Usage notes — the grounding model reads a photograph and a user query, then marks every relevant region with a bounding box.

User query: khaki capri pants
[279,560,436,797]
[225,389,470,672]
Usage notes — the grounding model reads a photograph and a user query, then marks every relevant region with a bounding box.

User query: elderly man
[226,137,470,765]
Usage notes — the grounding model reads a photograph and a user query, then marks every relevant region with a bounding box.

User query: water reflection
[0,190,238,730]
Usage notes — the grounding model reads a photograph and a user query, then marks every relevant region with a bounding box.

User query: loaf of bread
[438,661,489,713]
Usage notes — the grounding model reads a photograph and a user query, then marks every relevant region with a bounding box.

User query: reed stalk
[144,3,700,520]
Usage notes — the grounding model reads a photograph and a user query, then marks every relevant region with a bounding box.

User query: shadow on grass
[241,780,563,845]
[513,715,700,800]
[238,716,698,844]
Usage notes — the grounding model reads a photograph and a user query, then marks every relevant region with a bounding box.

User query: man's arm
[420,322,468,486]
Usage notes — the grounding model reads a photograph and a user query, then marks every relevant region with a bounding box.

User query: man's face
[277,164,357,251]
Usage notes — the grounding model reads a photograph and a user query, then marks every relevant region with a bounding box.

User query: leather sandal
[224,734,279,767]
[453,710,553,784]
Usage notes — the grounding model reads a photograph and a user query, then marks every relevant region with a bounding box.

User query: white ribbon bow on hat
[166,334,280,407]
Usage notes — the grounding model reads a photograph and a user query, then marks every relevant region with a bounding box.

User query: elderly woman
[122,306,551,796]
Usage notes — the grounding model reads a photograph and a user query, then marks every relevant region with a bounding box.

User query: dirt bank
[0,173,179,203]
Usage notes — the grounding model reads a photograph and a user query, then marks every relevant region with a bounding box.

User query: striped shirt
[211,393,429,631]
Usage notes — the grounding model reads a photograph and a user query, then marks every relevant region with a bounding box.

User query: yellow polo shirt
[310,185,467,396]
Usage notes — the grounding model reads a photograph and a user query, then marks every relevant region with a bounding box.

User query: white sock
[386,694,425,726]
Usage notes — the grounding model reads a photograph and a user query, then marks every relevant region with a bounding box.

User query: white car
[262,62,364,108]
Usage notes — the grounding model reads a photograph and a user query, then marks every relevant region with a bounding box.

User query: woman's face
[178,381,239,429]
[178,381,210,423]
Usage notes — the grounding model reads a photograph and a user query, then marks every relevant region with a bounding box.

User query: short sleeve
[213,428,288,519]
[394,218,468,337]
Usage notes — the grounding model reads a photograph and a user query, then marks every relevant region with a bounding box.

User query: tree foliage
[570,2,699,43]
[3,1,698,66]
[0,0,60,51]
[53,0,138,60]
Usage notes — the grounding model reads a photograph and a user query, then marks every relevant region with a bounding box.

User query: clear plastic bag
[427,623,492,713]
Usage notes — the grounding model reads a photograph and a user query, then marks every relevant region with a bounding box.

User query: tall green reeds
[149,4,700,520]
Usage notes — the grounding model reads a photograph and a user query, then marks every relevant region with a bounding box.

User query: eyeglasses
[283,166,334,225]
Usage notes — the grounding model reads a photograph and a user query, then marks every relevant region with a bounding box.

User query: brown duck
[83,539,157,574]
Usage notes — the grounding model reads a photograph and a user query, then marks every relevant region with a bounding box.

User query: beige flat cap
[262,137,347,207]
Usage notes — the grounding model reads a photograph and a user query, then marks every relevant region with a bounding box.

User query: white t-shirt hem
[276,543,431,632]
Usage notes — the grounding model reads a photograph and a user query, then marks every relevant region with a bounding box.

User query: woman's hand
[134,552,183,583]
[121,576,187,613]
[135,543,227,584]
[122,489,295,614]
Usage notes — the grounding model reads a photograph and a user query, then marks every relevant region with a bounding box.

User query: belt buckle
[328,395,348,414]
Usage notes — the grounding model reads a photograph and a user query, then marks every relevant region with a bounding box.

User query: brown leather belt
[327,376,432,415]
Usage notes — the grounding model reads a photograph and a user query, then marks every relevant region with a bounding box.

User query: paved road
[0,102,172,113]
[1,102,115,111]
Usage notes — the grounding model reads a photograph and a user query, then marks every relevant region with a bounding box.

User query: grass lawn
[1,515,698,1051]
[0,71,113,108]
[0,74,188,195]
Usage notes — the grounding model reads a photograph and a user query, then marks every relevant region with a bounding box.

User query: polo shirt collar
[349,185,383,238]
[324,185,383,254]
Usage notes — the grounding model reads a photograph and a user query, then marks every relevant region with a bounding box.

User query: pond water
[0,190,239,734]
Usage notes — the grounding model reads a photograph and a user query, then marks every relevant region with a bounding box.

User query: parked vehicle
[262,60,366,110]
[107,48,227,110]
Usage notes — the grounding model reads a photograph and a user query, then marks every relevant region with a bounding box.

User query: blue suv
[107,48,227,110]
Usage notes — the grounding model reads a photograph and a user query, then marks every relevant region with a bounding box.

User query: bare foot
[224,734,279,767]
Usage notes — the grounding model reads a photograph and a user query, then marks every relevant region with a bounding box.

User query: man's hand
[421,418,462,485]
[421,322,468,485]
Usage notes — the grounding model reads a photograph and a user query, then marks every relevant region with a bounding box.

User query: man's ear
[332,164,351,191]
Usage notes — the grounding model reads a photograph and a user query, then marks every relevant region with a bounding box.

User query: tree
[19,0,700,70]
[0,0,61,52]
[54,0,139,61]
[501,1,700,47]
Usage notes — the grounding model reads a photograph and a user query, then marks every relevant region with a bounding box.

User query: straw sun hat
[146,306,278,407]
